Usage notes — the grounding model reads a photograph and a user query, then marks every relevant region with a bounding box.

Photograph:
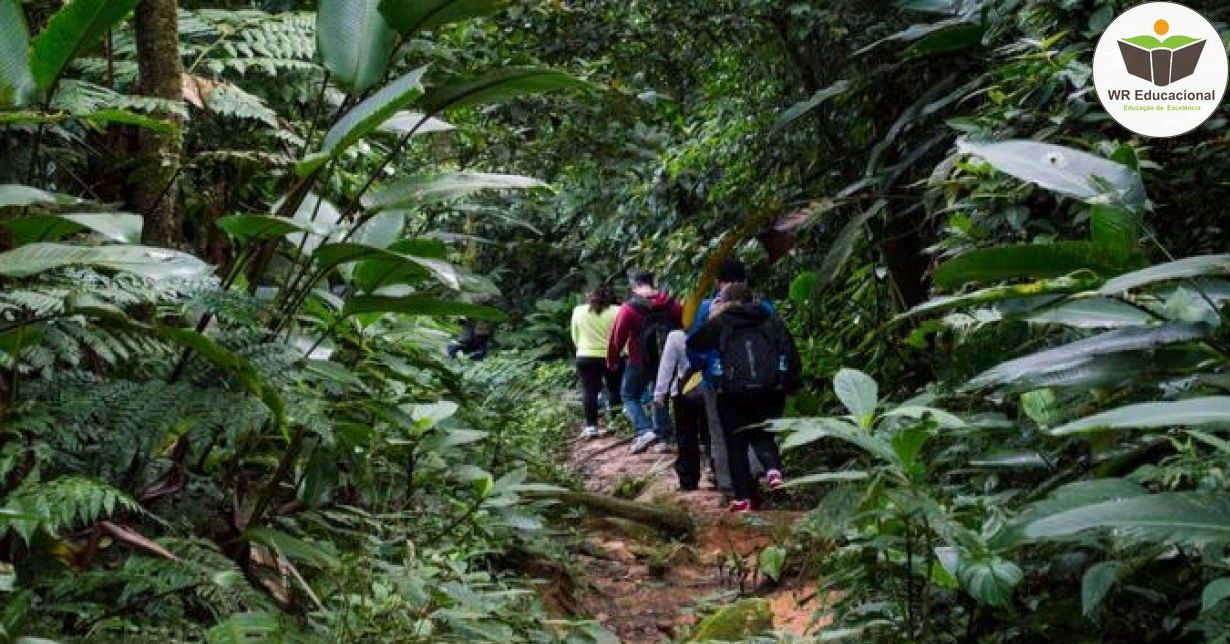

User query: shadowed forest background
[4,0,1230,641]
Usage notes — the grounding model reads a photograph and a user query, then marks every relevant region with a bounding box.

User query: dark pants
[447,335,490,360]
[717,391,785,502]
[576,357,623,427]
[673,390,706,490]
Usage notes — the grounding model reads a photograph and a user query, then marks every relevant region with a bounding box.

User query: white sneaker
[630,433,659,453]
[581,426,602,439]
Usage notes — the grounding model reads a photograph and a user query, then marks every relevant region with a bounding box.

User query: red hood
[643,291,674,308]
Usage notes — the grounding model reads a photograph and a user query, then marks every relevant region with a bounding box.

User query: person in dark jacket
[687,283,800,513]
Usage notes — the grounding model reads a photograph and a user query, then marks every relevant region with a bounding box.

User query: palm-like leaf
[363,171,548,210]
[957,139,1146,210]
[932,241,1145,290]
[0,243,209,280]
[297,65,428,175]
[1,212,142,245]
[29,0,142,91]
[1022,492,1230,547]
[0,0,33,108]
[378,0,508,35]
[1050,397,1230,435]
[416,67,587,116]
[1101,254,1230,295]
[963,322,1210,391]
[316,0,396,94]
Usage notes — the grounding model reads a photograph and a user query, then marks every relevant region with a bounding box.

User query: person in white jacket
[653,330,708,490]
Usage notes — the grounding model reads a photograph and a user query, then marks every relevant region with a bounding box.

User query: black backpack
[717,317,787,394]
[632,298,676,373]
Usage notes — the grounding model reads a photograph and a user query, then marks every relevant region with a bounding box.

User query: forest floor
[562,433,828,643]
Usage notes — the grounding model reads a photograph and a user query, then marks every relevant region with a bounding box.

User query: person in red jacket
[607,270,682,453]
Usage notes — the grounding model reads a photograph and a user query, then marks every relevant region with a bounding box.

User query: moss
[689,599,773,642]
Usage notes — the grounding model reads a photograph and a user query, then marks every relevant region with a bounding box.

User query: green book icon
[1118,34,1206,86]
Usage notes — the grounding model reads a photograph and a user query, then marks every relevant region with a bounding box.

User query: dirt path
[565,435,826,642]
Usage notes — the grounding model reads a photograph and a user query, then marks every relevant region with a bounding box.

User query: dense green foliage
[5,0,1230,642]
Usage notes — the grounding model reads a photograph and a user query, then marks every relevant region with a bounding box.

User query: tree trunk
[553,491,696,539]
[131,0,184,247]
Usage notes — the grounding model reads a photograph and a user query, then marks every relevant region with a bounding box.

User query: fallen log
[554,491,695,539]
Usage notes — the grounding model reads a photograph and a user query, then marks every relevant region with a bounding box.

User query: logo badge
[1094,2,1227,138]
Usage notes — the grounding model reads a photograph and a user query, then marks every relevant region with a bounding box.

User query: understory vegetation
[3,0,1230,642]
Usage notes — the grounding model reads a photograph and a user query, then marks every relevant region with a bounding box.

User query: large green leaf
[1080,561,1123,618]
[277,192,341,255]
[378,0,508,35]
[0,0,33,108]
[350,238,446,291]
[933,241,1146,290]
[363,171,549,210]
[773,79,851,131]
[313,242,460,289]
[1202,578,1230,614]
[994,479,1147,548]
[416,67,587,116]
[775,417,900,466]
[342,294,507,320]
[0,184,82,209]
[0,106,177,133]
[316,0,396,94]
[957,139,1146,209]
[376,110,454,136]
[243,527,338,568]
[1022,492,1230,547]
[900,275,1100,319]
[1100,255,1230,295]
[0,243,210,280]
[1020,298,1155,329]
[1090,205,1140,251]
[964,322,1209,391]
[1,212,142,245]
[217,214,324,244]
[296,65,428,175]
[29,0,142,91]
[1050,397,1230,436]
[834,368,879,426]
[958,556,1022,608]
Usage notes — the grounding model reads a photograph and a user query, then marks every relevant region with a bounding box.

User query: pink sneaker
[729,499,753,514]
[766,469,784,490]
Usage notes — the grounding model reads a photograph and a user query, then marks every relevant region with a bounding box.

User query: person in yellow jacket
[571,285,623,438]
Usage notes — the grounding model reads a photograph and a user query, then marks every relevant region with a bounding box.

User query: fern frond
[1,476,143,543]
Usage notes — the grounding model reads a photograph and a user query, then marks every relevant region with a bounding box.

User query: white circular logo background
[1093,2,1228,138]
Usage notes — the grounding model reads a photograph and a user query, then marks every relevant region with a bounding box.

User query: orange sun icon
[1154,19,1169,35]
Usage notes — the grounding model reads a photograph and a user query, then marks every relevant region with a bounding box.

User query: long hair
[588,284,615,315]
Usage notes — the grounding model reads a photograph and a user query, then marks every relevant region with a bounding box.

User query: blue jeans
[621,362,670,439]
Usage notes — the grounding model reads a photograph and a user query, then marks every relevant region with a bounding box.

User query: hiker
[653,329,707,490]
[687,258,776,494]
[688,282,801,513]
[607,270,682,454]
[447,318,493,360]
[571,284,623,439]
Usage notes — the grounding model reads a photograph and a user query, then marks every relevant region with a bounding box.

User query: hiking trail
[560,434,829,642]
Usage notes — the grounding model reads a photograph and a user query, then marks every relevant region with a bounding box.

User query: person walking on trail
[607,270,682,454]
[688,282,801,514]
[571,285,623,439]
[654,329,707,490]
[688,258,776,494]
